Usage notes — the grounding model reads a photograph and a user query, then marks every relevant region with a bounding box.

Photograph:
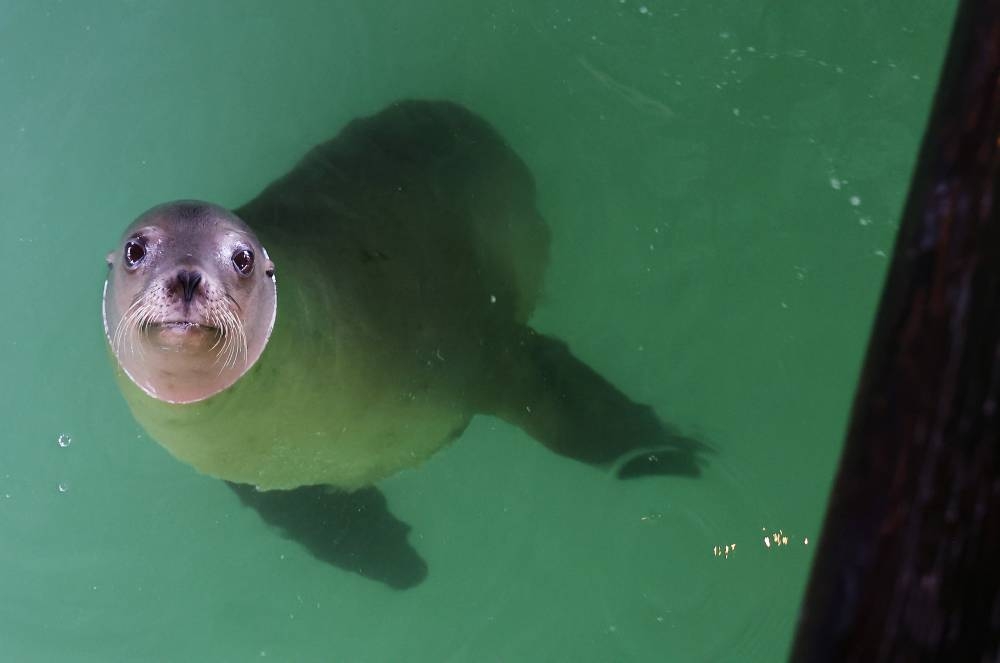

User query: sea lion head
[103,200,277,404]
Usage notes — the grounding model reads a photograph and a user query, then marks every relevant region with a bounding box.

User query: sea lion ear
[105,251,115,268]
[260,245,275,279]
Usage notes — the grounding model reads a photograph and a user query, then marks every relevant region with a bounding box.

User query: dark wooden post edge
[790,1,1000,660]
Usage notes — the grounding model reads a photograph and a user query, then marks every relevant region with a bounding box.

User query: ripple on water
[596,449,812,659]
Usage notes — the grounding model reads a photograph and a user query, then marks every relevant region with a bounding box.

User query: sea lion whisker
[211,310,232,370]
[114,298,146,358]
[113,298,143,347]
[207,310,226,354]
[228,309,247,369]
[233,309,249,366]
[127,303,153,359]
[133,304,158,360]
[220,310,240,371]
[223,329,239,372]
[225,310,238,368]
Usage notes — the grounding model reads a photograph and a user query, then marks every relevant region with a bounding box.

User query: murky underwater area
[0,1,956,660]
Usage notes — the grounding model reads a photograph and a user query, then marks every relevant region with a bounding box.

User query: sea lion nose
[176,269,202,303]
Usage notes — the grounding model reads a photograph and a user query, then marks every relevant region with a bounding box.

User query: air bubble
[57,434,72,448]
[58,482,70,493]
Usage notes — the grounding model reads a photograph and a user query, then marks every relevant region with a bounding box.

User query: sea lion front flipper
[226,482,427,589]
[485,329,707,478]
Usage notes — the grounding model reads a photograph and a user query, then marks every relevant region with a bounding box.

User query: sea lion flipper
[488,329,706,478]
[226,482,427,589]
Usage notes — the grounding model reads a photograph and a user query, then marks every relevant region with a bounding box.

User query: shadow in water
[227,482,428,590]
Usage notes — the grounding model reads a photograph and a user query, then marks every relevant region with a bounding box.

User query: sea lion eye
[124,240,146,268]
[232,249,254,275]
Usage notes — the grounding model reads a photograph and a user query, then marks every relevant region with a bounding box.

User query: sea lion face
[103,201,277,404]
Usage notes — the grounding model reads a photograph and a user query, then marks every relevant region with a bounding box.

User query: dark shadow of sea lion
[227,482,428,589]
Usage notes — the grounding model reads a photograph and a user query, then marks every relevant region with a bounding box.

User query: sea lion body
[111,101,550,490]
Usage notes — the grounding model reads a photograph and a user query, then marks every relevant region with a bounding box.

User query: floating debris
[761,527,809,550]
[713,543,737,559]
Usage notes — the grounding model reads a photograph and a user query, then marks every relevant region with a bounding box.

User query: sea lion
[103,100,703,581]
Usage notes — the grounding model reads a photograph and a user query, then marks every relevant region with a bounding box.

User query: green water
[1,1,956,661]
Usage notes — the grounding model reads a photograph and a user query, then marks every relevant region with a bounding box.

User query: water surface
[0,1,956,660]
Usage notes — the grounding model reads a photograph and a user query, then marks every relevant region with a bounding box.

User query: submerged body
[105,100,699,497]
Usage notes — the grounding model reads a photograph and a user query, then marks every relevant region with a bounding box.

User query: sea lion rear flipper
[226,482,427,589]
[486,329,708,478]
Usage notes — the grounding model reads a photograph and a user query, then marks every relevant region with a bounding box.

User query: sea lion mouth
[151,321,219,332]
[144,320,228,359]
[146,321,222,341]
